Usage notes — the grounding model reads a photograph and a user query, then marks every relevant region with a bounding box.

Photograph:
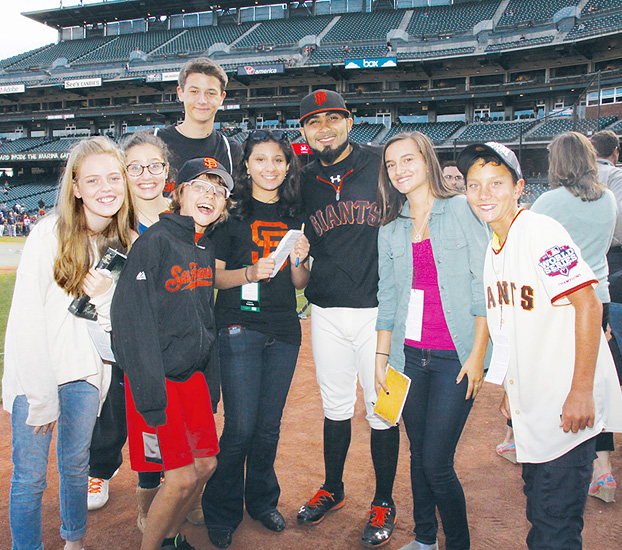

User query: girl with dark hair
[202,130,310,549]
[375,133,489,550]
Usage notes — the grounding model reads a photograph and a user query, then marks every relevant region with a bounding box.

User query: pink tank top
[404,239,455,350]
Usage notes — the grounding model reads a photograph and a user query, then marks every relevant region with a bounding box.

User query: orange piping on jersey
[492,208,525,255]
[551,279,598,305]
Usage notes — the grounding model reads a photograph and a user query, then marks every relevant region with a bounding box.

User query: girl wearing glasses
[202,130,310,549]
[87,132,176,527]
[4,136,136,550]
[111,157,233,550]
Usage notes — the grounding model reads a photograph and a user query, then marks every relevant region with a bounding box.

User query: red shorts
[125,372,219,472]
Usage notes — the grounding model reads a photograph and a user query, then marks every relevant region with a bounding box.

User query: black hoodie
[111,213,217,427]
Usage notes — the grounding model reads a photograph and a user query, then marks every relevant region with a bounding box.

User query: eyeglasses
[248,130,290,142]
[127,162,167,177]
[181,179,230,199]
[444,174,464,182]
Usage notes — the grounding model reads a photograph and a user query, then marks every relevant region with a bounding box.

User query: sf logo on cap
[203,157,219,169]
[314,91,327,106]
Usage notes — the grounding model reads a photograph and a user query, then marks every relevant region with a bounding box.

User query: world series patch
[538,245,578,277]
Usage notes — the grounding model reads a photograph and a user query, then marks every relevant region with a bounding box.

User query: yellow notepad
[374,365,411,426]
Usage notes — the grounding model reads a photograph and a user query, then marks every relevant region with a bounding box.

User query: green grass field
[0,272,16,381]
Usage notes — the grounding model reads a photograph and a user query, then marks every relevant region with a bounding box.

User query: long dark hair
[377,132,458,226]
[232,130,301,220]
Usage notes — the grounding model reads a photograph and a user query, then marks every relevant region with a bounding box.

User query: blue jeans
[202,327,299,530]
[403,346,473,550]
[522,437,596,550]
[10,381,99,549]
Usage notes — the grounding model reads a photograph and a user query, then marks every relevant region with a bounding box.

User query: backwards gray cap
[456,141,523,181]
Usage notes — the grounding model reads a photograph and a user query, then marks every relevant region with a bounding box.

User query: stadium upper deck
[0,0,621,162]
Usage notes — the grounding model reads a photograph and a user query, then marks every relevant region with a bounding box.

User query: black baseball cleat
[297,485,346,525]
[361,502,397,547]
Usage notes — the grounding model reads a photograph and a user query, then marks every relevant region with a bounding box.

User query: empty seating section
[521,183,549,204]
[8,37,114,70]
[608,119,622,135]
[309,45,391,64]
[349,124,384,143]
[527,116,618,140]
[157,23,255,56]
[565,12,622,39]
[28,138,82,154]
[485,36,554,52]
[234,15,334,49]
[382,122,464,144]
[322,10,405,44]
[582,0,622,15]
[397,47,475,60]
[497,0,580,27]
[1,45,52,70]
[75,30,182,65]
[406,1,500,37]
[4,178,59,212]
[0,138,54,154]
[457,121,536,142]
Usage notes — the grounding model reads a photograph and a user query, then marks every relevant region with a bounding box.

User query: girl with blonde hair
[4,135,136,550]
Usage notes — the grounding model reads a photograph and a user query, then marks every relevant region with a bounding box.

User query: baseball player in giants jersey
[295,90,399,548]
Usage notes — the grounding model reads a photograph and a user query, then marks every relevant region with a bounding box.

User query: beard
[309,138,350,165]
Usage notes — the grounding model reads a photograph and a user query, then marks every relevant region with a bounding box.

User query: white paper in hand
[269,229,302,277]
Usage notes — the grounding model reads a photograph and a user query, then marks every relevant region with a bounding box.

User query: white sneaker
[87,477,109,510]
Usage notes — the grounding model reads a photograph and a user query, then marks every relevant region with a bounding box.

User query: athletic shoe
[495,442,517,464]
[589,473,616,503]
[297,485,345,524]
[87,477,109,510]
[161,534,197,550]
[361,502,397,547]
[398,540,438,550]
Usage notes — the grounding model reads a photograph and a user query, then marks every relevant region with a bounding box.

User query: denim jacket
[376,195,490,372]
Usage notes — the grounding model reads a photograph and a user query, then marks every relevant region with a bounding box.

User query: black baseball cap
[456,142,524,181]
[177,157,234,192]
[299,90,351,124]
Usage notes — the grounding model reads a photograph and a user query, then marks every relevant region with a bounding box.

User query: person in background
[441,161,465,192]
[4,136,136,550]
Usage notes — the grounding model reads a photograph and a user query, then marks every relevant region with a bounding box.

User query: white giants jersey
[484,209,622,463]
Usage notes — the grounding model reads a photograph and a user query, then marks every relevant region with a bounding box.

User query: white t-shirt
[484,209,622,463]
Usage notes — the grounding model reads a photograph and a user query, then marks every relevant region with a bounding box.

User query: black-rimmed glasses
[248,130,290,142]
[127,162,167,177]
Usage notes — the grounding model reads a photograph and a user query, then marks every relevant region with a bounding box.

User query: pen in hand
[295,223,305,267]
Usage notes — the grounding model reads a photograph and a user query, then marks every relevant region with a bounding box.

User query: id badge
[485,327,511,385]
[404,289,424,342]
[241,281,260,312]
[143,432,162,465]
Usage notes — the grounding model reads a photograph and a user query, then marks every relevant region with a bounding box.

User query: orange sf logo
[203,157,218,169]
[251,221,288,269]
[315,91,327,106]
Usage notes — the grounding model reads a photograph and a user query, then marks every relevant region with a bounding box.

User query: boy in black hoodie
[112,158,233,550]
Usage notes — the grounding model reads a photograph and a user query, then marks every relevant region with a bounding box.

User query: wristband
[244,266,252,283]
[376,352,389,356]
